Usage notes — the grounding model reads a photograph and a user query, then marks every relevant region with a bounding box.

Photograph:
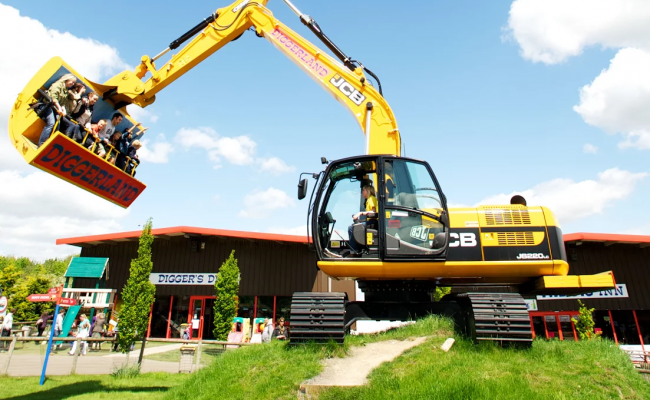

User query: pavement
[300,337,428,395]
[0,344,187,377]
[102,343,184,358]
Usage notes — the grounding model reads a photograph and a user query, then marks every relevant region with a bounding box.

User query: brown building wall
[76,235,324,297]
[537,242,650,312]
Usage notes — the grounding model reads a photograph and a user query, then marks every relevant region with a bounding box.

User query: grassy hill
[165,317,650,400]
[2,317,647,399]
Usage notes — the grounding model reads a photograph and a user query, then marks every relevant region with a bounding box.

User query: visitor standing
[36,311,52,338]
[91,312,106,350]
[261,318,274,343]
[1,309,14,349]
[69,314,90,356]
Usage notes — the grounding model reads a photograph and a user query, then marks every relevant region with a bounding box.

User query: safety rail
[45,98,140,177]
[0,336,255,375]
[60,288,117,308]
[79,126,140,177]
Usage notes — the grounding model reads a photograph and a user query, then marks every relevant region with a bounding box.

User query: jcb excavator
[9,0,615,345]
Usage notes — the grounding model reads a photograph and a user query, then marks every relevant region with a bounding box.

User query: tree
[117,219,156,356]
[0,265,22,300]
[571,300,601,340]
[12,276,54,321]
[213,251,241,341]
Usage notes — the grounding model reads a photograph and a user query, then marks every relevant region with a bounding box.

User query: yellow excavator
[9,0,615,345]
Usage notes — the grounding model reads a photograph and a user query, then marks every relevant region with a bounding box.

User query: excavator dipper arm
[99,0,401,156]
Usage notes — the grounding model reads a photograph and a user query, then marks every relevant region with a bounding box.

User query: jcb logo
[330,75,366,105]
[449,233,477,247]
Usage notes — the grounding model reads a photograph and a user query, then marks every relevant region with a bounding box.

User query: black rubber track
[289,292,346,344]
[467,293,533,346]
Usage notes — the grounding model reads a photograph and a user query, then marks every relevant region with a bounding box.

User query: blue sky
[1,0,649,259]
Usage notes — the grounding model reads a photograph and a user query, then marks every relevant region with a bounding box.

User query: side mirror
[297,178,308,200]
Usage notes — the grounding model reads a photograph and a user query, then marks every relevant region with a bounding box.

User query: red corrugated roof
[563,232,650,244]
[56,226,310,246]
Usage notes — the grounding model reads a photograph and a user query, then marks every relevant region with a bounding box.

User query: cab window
[317,159,378,259]
[384,159,446,255]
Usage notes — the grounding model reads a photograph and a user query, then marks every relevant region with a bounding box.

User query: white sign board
[536,284,628,300]
[150,273,216,285]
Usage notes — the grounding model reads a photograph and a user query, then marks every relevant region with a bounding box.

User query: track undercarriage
[289,282,533,346]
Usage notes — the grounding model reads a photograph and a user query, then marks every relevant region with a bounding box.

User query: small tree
[213,251,240,340]
[117,219,156,357]
[571,300,601,340]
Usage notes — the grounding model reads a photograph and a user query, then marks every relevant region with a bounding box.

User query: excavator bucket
[8,57,145,208]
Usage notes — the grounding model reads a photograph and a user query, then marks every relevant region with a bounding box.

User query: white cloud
[258,157,296,175]
[238,188,295,219]
[0,4,129,123]
[506,1,650,150]
[175,127,294,173]
[137,134,174,164]
[175,127,257,167]
[583,143,598,154]
[477,168,647,225]
[267,225,308,236]
[573,48,650,148]
[0,171,129,260]
[0,5,131,260]
[505,0,650,64]
[127,104,159,124]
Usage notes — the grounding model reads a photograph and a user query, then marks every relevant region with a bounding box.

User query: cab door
[380,158,449,259]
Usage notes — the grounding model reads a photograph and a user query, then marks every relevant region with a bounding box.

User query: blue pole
[40,303,59,386]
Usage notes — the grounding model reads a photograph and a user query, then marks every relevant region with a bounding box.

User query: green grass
[317,338,650,400]
[3,317,648,400]
[162,341,324,400]
[162,316,454,399]
[0,372,188,400]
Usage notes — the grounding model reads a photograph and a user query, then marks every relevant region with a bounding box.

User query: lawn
[317,338,650,400]
[0,372,189,400]
[2,317,648,400]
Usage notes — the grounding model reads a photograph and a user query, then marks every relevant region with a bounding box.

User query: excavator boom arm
[101,0,401,156]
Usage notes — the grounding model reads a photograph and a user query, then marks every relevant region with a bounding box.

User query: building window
[150,296,171,338]
[635,310,650,344]
[238,296,255,321]
[170,296,190,339]
[611,311,642,345]
[593,311,616,342]
[256,296,274,319]
[276,296,292,323]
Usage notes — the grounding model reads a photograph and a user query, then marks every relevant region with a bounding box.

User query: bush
[572,300,601,340]
[213,251,240,341]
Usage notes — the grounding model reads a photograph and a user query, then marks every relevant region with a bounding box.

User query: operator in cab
[346,184,378,257]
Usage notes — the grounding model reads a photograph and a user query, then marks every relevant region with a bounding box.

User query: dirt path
[302,337,427,390]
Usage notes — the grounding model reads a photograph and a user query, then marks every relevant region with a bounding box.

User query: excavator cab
[307,156,450,261]
[8,57,146,208]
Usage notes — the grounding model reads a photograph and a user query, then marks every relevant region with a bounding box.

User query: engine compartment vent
[497,232,535,245]
[485,209,531,225]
